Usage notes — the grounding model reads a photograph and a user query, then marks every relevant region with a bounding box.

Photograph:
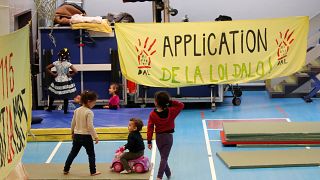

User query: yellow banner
[0,25,32,179]
[115,16,309,87]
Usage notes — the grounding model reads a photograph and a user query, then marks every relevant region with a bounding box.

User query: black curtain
[110,50,122,84]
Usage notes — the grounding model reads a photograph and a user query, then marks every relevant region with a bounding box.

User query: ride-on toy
[111,146,150,173]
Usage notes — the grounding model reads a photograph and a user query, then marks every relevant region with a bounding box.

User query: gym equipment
[224,84,242,106]
[220,131,320,146]
[303,73,320,102]
[37,27,126,106]
[217,149,320,169]
[31,117,43,124]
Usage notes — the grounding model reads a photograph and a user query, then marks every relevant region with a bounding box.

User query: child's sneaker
[167,172,172,179]
[63,171,69,175]
[120,169,132,174]
[91,171,101,176]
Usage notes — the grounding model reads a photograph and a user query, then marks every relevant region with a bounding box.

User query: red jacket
[147,100,184,144]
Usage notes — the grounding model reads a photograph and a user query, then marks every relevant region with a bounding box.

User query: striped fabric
[48,61,76,97]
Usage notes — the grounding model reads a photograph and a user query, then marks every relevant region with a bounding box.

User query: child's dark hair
[154,91,170,109]
[58,48,70,62]
[80,90,98,105]
[130,118,143,131]
[110,83,120,95]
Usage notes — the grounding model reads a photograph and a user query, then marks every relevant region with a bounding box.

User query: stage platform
[25,163,151,179]
[28,108,152,141]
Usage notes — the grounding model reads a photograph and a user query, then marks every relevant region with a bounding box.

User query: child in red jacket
[147,91,184,180]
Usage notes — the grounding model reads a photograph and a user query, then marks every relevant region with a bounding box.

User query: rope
[34,0,57,47]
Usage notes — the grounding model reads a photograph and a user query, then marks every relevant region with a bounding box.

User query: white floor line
[286,118,291,122]
[202,118,289,121]
[207,129,222,131]
[209,140,221,142]
[202,120,217,180]
[149,140,156,180]
[45,141,62,163]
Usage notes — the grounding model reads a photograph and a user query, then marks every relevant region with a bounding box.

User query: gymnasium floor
[31,108,151,128]
[22,91,320,180]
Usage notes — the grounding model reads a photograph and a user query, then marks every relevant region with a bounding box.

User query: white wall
[79,0,320,22]
[0,0,36,34]
[8,0,36,31]
[2,0,320,33]
[0,0,10,35]
[72,0,153,22]
[2,0,37,49]
[170,0,320,22]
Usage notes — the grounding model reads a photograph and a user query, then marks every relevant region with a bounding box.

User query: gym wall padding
[40,29,81,64]
[180,86,220,97]
[138,86,178,98]
[39,28,122,103]
[82,36,117,64]
[83,71,111,99]
[137,85,221,98]
[27,127,148,141]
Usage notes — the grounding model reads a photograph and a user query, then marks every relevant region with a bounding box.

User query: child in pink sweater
[103,83,120,110]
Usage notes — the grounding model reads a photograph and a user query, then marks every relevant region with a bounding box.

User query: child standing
[103,83,120,109]
[119,118,145,174]
[46,48,77,114]
[147,91,184,180]
[63,91,101,176]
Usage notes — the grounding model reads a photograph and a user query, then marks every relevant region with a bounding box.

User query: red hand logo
[276,29,294,61]
[135,37,157,69]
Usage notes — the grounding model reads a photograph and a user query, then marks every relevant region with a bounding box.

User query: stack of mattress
[220,122,320,146]
[216,149,320,169]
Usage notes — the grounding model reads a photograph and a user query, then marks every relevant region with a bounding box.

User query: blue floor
[32,108,152,128]
[23,91,320,180]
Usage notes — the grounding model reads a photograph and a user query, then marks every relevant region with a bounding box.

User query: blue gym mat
[31,108,152,129]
